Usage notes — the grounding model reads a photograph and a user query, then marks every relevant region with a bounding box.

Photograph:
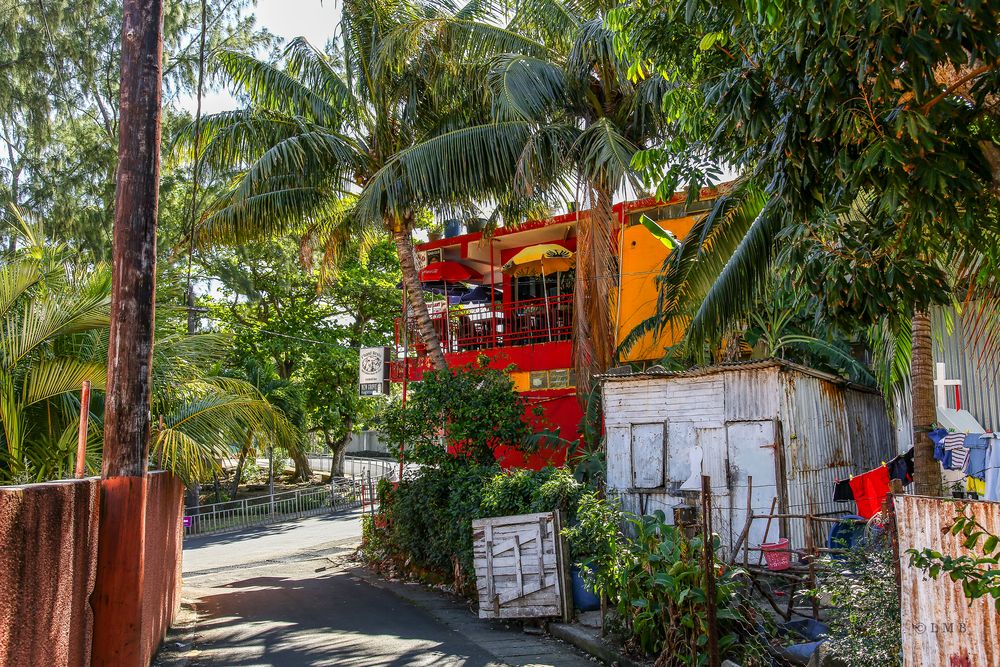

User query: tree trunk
[230,435,251,499]
[573,181,617,392]
[911,310,941,496]
[326,416,353,476]
[391,218,448,371]
[290,447,313,482]
[93,2,163,663]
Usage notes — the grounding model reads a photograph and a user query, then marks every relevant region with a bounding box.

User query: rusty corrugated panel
[895,495,1000,667]
[724,367,779,421]
[843,389,900,471]
[779,372,856,549]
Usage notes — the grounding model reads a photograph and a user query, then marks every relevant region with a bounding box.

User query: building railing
[183,457,396,538]
[393,293,573,367]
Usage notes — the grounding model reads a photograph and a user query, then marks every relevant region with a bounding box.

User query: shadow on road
[190,567,502,666]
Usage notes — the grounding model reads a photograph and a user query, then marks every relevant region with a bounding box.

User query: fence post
[701,475,720,667]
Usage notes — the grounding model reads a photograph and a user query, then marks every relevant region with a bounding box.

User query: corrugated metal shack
[601,360,898,554]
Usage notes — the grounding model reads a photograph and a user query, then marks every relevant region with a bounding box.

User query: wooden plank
[472,512,555,529]
[484,524,495,610]
[512,534,523,598]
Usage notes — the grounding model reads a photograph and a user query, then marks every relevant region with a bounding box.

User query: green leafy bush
[373,463,591,592]
[564,497,764,665]
[382,361,532,466]
[811,545,901,666]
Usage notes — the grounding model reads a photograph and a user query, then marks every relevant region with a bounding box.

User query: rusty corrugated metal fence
[895,495,1000,667]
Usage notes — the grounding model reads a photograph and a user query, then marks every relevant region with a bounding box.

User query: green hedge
[371,463,591,590]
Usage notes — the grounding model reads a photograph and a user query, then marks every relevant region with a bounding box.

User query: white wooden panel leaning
[471,511,572,620]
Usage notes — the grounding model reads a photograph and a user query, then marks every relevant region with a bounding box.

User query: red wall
[141,472,184,665]
[0,473,184,667]
[0,479,100,666]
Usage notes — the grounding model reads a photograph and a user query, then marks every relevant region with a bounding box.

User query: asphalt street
[177,511,596,667]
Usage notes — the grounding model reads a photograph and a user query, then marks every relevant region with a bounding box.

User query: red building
[391,192,720,468]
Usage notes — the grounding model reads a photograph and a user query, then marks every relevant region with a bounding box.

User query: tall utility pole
[91,1,164,664]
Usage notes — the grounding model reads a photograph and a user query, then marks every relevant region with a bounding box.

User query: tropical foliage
[610,0,1000,491]
[0,207,299,484]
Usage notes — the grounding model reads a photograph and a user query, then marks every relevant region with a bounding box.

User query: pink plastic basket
[761,538,792,571]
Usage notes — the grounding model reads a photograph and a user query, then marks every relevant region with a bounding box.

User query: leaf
[639,214,677,249]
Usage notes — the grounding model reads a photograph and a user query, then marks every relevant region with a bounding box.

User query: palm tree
[180,0,535,371]
[362,0,670,381]
[0,207,300,484]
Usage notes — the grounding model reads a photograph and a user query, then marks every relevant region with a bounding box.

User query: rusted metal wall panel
[843,388,900,472]
[778,372,896,549]
[895,495,1000,667]
[0,479,100,667]
[724,367,780,422]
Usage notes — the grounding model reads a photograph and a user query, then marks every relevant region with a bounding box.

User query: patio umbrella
[500,244,575,276]
[458,284,503,304]
[419,261,483,283]
[501,244,575,342]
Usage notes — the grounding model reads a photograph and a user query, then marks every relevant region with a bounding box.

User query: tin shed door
[727,420,779,560]
[472,512,570,620]
[631,423,665,488]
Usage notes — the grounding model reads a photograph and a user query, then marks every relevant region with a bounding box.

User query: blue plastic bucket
[570,565,600,611]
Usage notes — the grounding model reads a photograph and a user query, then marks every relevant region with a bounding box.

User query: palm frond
[488,54,567,122]
[21,358,106,406]
[572,117,641,191]
[355,120,538,220]
[217,50,347,128]
[0,258,43,319]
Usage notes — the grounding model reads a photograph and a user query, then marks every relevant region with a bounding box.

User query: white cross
[934,362,962,409]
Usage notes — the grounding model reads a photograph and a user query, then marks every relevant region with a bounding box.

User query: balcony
[392,293,573,379]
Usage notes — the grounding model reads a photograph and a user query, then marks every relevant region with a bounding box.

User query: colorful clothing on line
[967,476,985,495]
[962,434,989,480]
[849,466,890,520]
[833,478,854,502]
[942,433,969,471]
[984,436,1000,502]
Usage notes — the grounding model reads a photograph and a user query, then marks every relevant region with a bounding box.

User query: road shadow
[189,567,502,667]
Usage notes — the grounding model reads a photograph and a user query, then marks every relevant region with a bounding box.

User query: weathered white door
[472,512,571,620]
[726,420,779,561]
[631,423,665,488]
[606,426,630,490]
[696,427,729,545]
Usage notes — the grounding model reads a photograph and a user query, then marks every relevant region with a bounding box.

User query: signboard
[183,516,192,528]
[359,346,390,396]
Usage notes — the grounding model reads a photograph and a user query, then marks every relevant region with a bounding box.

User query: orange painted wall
[615,215,699,363]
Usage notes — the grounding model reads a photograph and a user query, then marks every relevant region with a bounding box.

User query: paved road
[178,512,596,667]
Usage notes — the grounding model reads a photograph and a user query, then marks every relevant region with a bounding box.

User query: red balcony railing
[393,293,573,367]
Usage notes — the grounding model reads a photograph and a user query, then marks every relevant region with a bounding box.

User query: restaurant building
[391,191,719,468]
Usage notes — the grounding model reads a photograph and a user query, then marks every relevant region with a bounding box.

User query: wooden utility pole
[91,1,164,664]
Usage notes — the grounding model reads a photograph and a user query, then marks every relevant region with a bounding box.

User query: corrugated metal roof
[896,495,1000,667]
[600,358,881,395]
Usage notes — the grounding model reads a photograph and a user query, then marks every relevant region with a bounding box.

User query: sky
[178,0,340,115]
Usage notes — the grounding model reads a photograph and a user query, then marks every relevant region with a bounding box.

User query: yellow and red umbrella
[500,244,575,277]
